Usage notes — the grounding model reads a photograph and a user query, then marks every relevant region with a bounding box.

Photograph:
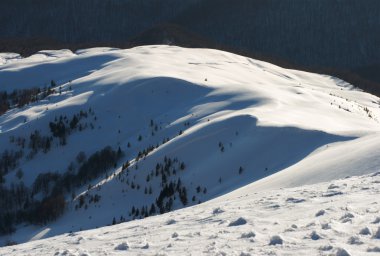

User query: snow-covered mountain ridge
[0,45,380,247]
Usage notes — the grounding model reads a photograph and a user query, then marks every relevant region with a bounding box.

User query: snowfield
[1,172,380,255]
[0,45,380,253]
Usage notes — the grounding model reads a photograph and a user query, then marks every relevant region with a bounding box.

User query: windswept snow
[1,45,380,248]
[1,172,379,255]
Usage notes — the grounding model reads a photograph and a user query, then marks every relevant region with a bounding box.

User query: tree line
[0,146,123,235]
[0,83,56,116]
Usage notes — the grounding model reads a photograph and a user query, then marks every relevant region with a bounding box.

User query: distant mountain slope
[1,46,380,245]
[1,0,380,96]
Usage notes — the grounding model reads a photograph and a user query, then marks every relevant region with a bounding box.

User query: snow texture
[1,173,379,255]
[1,45,380,253]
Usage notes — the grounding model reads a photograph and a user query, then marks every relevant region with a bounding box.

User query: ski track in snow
[1,173,379,255]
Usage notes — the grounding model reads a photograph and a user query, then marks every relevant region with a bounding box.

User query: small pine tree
[117,146,123,157]
[16,169,23,180]
[131,206,136,215]
[180,187,188,206]
[149,203,156,215]
[141,207,145,216]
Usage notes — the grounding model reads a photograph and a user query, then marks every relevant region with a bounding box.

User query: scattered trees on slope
[0,85,56,116]
[0,145,123,235]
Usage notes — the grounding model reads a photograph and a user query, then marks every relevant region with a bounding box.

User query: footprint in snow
[114,241,129,250]
[286,197,306,203]
[372,217,380,224]
[359,227,371,235]
[240,231,255,239]
[310,231,321,240]
[322,190,343,197]
[373,227,380,239]
[166,219,176,225]
[54,249,76,256]
[215,250,228,256]
[228,217,247,226]
[285,224,297,232]
[335,248,350,256]
[328,184,340,189]
[212,207,225,214]
[284,227,295,232]
[319,245,333,251]
[321,223,331,230]
[74,236,85,244]
[367,247,380,252]
[265,203,280,209]
[315,209,326,217]
[78,252,90,256]
[269,235,283,245]
[194,231,201,236]
[340,212,354,223]
[347,236,363,245]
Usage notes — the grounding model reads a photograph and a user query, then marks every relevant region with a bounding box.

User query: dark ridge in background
[1,0,380,96]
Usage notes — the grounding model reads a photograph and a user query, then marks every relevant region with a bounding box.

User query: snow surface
[1,45,380,249]
[1,172,379,255]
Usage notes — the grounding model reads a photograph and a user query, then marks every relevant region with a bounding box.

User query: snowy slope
[1,172,379,256]
[1,45,380,246]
